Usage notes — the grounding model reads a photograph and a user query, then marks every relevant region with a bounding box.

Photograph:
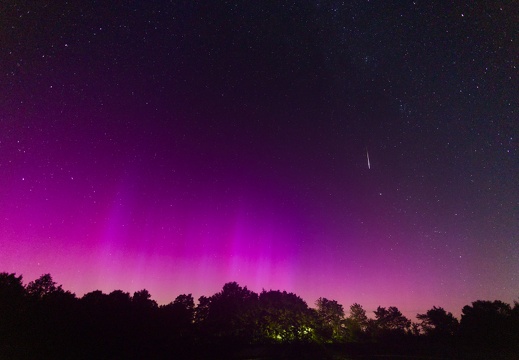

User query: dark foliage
[458,300,519,356]
[0,271,517,359]
[417,306,459,338]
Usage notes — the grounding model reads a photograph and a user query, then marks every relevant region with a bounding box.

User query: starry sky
[1,1,517,319]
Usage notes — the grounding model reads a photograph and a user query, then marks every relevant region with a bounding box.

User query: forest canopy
[1,272,518,359]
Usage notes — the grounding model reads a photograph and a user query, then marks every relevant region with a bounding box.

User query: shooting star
[366,148,371,169]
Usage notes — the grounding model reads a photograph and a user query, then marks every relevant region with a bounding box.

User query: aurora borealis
[1,1,517,319]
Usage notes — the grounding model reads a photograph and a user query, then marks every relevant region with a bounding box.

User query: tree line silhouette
[1,272,518,359]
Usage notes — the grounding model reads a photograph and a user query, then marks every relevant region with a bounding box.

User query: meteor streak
[366,148,371,169]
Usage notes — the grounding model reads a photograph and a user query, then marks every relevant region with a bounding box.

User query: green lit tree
[258,290,316,343]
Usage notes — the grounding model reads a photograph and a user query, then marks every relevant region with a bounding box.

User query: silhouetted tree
[133,289,158,310]
[0,272,25,302]
[200,282,259,344]
[171,293,195,324]
[459,300,517,353]
[78,290,111,356]
[107,289,132,305]
[107,290,133,335]
[512,300,519,345]
[0,273,27,357]
[417,306,458,338]
[26,273,59,298]
[367,306,411,343]
[349,303,368,328]
[374,306,411,332]
[195,295,210,324]
[81,290,107,306]
[315,297,345,342]
[22,274,79,357]
[344,303,368,341]
[131,289,159,354]
[84,290,133,356]
[159,293,195,339]
[410,306,458,358]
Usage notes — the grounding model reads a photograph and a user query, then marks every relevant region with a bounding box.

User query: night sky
[1,1,517,319]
